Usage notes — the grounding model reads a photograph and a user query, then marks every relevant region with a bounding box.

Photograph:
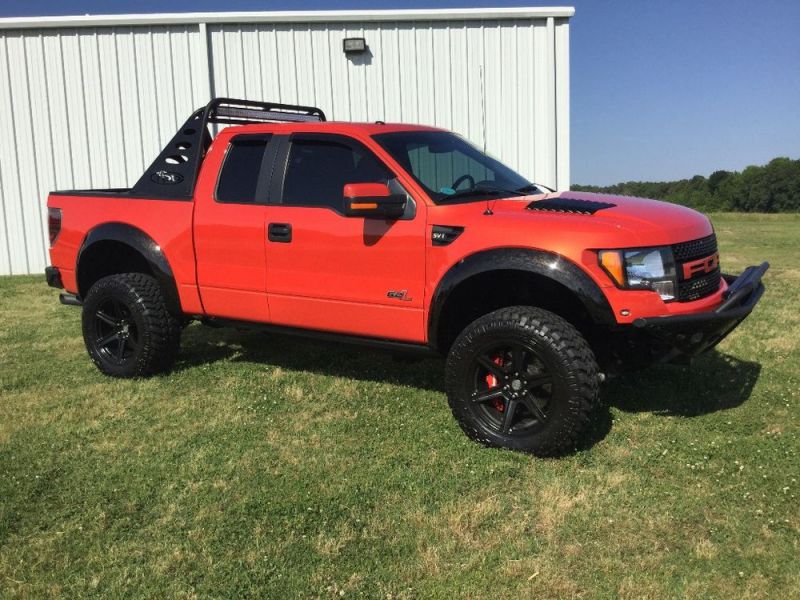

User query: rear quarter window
[216,136,271,203]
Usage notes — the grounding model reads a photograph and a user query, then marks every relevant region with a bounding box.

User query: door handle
[268,223,292,243]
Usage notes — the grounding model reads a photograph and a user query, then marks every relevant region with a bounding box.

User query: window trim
[213,133,274,205]
[272,132,402,216]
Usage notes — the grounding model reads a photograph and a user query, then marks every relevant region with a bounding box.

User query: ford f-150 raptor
[45,98,768,455]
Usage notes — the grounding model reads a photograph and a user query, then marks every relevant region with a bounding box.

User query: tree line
[571,157,800,212]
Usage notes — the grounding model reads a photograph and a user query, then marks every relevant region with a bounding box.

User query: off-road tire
[82,273,181,377]
[445,306,598,456]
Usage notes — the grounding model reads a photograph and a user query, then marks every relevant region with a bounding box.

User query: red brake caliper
[485,354,506,412]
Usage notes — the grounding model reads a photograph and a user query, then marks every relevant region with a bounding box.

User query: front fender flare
[427,248,615,350]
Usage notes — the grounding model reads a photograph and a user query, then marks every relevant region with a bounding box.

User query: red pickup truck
[46,98,768,455]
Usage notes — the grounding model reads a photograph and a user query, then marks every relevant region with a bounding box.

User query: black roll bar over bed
[52,97,326,200]
[130,98,326,199]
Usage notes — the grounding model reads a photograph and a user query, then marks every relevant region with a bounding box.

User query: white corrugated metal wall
[0,25,210,275]
[0,8,571,275]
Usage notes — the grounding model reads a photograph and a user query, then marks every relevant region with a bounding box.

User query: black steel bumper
[45,266,63,289]
[45,266,82,306]
[631,262,769,358]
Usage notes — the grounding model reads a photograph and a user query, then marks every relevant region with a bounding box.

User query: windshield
[373,131,543,204]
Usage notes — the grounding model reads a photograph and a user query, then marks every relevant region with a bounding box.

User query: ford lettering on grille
[672,234,721,301]
[682,252,720,280]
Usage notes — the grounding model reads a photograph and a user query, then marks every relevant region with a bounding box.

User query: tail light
[48,207,62,245]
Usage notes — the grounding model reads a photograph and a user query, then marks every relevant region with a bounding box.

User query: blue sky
[3,1,798,185]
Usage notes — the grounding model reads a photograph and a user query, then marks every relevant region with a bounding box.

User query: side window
[216,135,271,204]
[282,138,394,211]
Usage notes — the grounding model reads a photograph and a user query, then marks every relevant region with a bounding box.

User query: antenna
[479,65,487,153]
[479,65,493,215]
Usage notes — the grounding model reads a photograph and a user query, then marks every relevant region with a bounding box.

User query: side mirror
[343,182,407,219]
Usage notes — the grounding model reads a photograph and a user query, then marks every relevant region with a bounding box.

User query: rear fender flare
[77,222,181,314]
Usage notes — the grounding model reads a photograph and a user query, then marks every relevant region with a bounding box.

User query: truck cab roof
[130,98,447,200]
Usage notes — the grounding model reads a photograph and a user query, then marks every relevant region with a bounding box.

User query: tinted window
[216,136,270,203]
[407,143,491,192]
[282,138,393,211]
[374,131,533,203]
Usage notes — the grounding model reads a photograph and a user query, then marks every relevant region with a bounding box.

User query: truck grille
[671,234,721,302]
[672,234,717,262]
[678,270,721,301]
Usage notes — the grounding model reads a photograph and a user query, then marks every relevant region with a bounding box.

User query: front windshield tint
[373,131,533,203]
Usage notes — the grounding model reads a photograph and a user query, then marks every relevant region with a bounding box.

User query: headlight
[598,247,677,301]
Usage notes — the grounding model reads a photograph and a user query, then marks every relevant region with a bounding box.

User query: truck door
[193,133,273,322]
[263,133,427,342]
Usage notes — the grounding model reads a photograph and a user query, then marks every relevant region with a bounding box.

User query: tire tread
[82,273,181,377]
[445,306,599,456]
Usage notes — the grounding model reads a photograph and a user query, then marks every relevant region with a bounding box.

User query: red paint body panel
[192,134,271,322]
[422,192,720,325]
[46,193,203,314]
[46,119,728,342]
[343,182,392,198]
[263,204,426,341]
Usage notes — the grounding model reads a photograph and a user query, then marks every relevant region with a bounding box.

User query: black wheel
[82,273,181,377]
[445,306,598,456]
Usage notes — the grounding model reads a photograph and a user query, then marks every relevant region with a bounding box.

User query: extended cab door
[193,133,274,322]
[263,133,427,342]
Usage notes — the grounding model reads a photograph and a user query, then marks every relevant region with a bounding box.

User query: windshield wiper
[439,184,527,203]
[516,183,554,194]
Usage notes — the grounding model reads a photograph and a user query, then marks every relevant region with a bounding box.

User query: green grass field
[1,213,798,599]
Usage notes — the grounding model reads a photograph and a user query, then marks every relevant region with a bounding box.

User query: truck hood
[442,190,714,248]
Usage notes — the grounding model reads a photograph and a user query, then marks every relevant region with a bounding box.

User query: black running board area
[202,317,438,357]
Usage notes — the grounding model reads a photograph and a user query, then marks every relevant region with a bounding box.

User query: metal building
[0,7,573,275]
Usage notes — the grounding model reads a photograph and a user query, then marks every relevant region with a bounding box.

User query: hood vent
[527,196,616,215]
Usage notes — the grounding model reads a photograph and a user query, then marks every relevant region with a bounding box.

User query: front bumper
[631,262,769,358]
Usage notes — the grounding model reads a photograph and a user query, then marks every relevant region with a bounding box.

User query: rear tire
[82,273,181,377]
[445,306,598,456]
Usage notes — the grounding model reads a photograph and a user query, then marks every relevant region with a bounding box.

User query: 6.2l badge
[387,289,413,301]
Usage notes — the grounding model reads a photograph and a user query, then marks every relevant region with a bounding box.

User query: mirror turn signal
[343,182,406,219]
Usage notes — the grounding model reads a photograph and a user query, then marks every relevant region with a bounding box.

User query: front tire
[82,273,181,377]
[445,306,598,456]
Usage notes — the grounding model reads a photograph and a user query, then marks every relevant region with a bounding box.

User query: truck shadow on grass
[177,324,448,391]
[176,324,762,451]
[571,352,761,451]
[603,351,762,417]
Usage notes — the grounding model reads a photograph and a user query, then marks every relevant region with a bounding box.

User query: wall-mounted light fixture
[343,37,367,55]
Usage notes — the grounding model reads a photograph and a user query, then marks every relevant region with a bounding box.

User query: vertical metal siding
[208,16,567,180]
[0,25,208,275]
[0,15,569,275]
